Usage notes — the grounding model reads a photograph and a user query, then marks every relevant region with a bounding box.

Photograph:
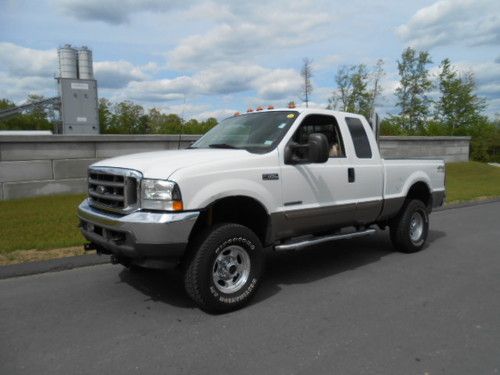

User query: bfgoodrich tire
[184,223,265,313]
[390,199,429,253]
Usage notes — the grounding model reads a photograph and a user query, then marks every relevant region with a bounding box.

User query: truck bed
[382,158,445,202]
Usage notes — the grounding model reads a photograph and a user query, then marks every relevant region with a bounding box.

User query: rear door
[342,116,384,224]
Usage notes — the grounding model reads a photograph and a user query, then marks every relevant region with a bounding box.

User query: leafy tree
[435,58,486,134]
[109,101,146,134]
[98,98,113,133]
[395,47,433,133]
[329,64,371,117]
[0,95,53,131]
[0,98,15,110]
[300,58,313,108]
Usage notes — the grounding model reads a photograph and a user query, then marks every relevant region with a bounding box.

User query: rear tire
[184,223,265,313]
[390,199,429,253]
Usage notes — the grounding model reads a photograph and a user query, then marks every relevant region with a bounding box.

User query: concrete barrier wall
[0,135,470,200]
[379,136,471,163]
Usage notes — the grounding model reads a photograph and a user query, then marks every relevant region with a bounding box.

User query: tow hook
[83,242,97,251]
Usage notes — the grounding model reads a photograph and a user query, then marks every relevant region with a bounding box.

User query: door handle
[348,167,355,183]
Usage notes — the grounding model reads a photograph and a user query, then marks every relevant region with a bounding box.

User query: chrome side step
[274,228,376,251]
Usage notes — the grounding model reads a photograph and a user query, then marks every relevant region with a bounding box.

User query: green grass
[0,162,499,257]
[0,194,86,254]
[446,162,500,203]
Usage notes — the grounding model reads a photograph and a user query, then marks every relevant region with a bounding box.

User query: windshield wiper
[208,143,240,149]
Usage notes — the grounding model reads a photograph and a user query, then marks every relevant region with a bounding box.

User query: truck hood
[92,149,253,179]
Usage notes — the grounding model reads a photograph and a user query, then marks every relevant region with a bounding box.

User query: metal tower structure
[0,44,100,134]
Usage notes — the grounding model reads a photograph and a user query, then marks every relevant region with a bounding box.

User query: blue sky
[1,0,499,120]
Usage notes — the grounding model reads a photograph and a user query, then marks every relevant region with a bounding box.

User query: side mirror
[307,133,329,163]
[285,132,329,164]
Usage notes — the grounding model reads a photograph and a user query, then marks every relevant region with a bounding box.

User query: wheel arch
[405,180,432,210]
[188,195,272,247]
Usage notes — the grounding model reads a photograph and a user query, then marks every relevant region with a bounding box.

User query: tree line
[303,47,499,161]
[0,96,218,135]
[2,46,499,161]
[97,99,217,134]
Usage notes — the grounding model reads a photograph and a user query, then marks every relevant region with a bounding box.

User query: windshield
[191,111,299,153]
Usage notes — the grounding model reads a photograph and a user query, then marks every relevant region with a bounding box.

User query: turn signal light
[173,200,184,211]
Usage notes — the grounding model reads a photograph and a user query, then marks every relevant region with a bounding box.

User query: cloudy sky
[1,0,499,119]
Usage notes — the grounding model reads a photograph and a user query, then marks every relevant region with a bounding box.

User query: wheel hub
[212,245,251,293]
[409,211,424,242]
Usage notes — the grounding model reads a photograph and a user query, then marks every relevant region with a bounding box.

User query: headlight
[140,179,183,211]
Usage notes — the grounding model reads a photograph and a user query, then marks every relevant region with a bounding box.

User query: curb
[1,198,499,280]
[435,197,500,212]
[0,253,110,280]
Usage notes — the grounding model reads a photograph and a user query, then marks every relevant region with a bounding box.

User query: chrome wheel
[212,245,251,294]
[409,211,424,243]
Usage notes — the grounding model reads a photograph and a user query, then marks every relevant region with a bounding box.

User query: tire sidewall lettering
[209,236,258,303]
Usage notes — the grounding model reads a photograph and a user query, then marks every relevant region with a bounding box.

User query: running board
[274,228,376,251]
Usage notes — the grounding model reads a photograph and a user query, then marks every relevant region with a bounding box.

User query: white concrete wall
[0,135,470,200]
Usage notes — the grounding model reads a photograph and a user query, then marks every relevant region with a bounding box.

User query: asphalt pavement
[1,202,499,374]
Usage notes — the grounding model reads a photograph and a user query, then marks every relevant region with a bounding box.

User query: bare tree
[300,58,313,108]
[369,59,385,118]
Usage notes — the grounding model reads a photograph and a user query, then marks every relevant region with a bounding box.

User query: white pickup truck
[78,108,445,312]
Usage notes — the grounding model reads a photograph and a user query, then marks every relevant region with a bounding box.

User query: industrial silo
[58,44,99,134]
[58,44,78,79]
[77,46,94,80]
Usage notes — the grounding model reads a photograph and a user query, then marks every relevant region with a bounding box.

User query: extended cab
[78,108,445,312]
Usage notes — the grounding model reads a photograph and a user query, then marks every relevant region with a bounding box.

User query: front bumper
[78,199,199,261]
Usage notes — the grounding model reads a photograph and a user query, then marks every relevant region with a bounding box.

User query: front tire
[390,199,429,253]
[184,223,265,313]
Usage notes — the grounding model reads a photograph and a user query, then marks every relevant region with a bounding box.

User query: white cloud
[0,73,56,103]
[195,108,237,121]
[120,63,302,102]
[168,3,330,70]
[397,0,500,49]
[55,0,194,24]
[0,42,160,101]
[253,69,302,100]
[0,42,57,77]
[94,60,149,88]
[315,55,343,72]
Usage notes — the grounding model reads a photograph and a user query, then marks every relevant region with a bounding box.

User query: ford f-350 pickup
[78,108,445,312]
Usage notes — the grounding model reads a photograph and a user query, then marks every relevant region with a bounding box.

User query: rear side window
[345,117,372,158]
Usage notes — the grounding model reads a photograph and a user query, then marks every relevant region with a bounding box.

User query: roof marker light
[256,106,263,111]
[267,105,274,110]
[247,108,254,112]
[234,112,241,116]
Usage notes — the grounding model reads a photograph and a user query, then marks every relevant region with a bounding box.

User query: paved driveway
[1,202,499,374]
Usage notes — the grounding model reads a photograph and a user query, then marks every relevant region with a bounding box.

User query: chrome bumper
[78,199,199,260]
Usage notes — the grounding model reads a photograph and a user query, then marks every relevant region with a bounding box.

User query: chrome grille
[88,167,141,214]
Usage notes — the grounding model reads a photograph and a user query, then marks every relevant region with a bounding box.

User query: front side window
[191,111,298,153]
[292,114,345,158]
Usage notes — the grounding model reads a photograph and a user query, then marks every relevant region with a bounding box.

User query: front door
[276,114,358,239]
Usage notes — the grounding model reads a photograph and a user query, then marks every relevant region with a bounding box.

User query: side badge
[262,173,279,181]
